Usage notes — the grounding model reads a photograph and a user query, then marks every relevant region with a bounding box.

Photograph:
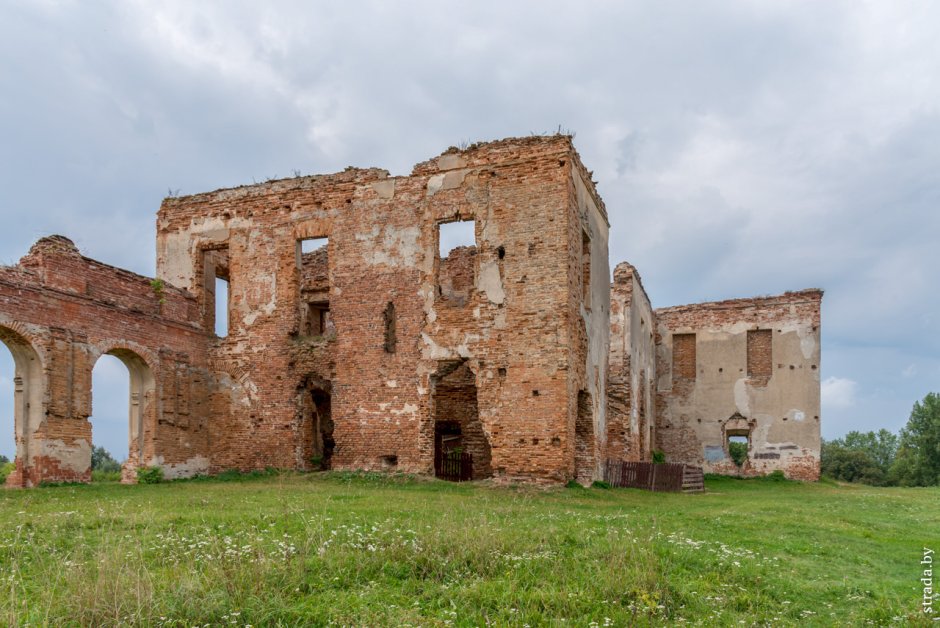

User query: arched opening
[91,349,155,483]
[0,326,44,488]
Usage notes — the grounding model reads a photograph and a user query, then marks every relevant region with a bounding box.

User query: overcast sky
[1,1,937,460]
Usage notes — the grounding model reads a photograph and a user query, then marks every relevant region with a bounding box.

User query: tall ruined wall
[606,263,656,462]
[566,158,611,483]
[156,136,609,483]
[653,290,823,480]
[0,236,210,486]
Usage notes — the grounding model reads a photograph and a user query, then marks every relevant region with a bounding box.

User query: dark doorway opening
[311,388,333,470]
[430,360,490,481]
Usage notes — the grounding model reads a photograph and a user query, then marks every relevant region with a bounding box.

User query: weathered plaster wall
[0,236,210,486]
[653,291,823,480]
[606,263,656,462]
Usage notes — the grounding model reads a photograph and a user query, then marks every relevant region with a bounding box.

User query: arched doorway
[91,348,155,483]
[0,325,44,488]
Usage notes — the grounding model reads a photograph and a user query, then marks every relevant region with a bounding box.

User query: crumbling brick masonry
[0,136,820,486]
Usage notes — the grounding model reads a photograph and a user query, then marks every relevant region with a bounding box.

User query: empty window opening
[439,219,475,258]
[0,327,43,488]
[301,237,328,255]
[431,361,491,481]
[727,434,749,467]
[214,277,229,337]
[438,219,476,305]
[574,390,595,484]
[582,231,592,310]
[383,301,397,353]
[297,237,332,337]
[380,454,398,468]
[672,333,697,381]
[203,248,231,338]
[747,329,772,383]
[306,302,331,336]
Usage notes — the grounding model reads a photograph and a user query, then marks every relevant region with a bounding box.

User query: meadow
[0,471,936,626]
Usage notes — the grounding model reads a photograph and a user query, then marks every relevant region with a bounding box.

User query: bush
[766,470,788,482]
[565,479,585,489]
[728,441,748,467]
[651,450,666,464]
[91,469,122,483]
[591,480,611,489]
[136,466,164,484]
[0,461,14,484]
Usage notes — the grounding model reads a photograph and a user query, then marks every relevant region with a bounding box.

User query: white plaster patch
[372,179,396,199]
[797,326,817,360]
[478,260,505,304]
[427,174,445,196]
[356,225,421,268]
[152,455,210,479]
[386,380,398,388]
[41,438,91,473]
[790,409,806,422]
[421,333,455,360]
[437,154,467,170]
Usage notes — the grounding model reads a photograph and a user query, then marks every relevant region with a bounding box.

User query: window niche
[747,329,772,384]
[437,218,476,305]
[297,237,333,338]
[672,333,696,381]
[383,301,397,353]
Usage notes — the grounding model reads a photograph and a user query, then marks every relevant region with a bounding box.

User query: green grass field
[0,472,936,626]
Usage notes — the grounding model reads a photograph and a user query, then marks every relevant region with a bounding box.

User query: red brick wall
[0,236,210,486]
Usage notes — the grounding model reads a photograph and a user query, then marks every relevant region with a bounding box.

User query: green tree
[840,429,899,474]
[91,446,121,473]
[0,454,9,464]
[821,441,886,485]
[890,393,940,486]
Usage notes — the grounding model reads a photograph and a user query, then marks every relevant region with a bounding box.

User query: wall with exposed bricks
[0,135,820,487]
[0,236,209,486]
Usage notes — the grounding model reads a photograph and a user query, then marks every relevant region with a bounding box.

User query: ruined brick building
[0,136,821,487]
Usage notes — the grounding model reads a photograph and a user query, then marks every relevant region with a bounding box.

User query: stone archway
[92,347,156,483]
[0,325,44,488]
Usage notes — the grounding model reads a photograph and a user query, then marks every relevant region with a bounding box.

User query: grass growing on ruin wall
[0,472,935,626]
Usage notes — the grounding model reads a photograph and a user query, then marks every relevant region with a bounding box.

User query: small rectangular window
[214,276,229,337]
[305,302,330,336]
[672,333,696,381]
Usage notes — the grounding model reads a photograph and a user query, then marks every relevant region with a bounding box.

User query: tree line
[822,392,940,486]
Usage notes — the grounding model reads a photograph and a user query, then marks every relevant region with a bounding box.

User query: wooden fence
[436,451,473,482]
[604,460,704,493]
